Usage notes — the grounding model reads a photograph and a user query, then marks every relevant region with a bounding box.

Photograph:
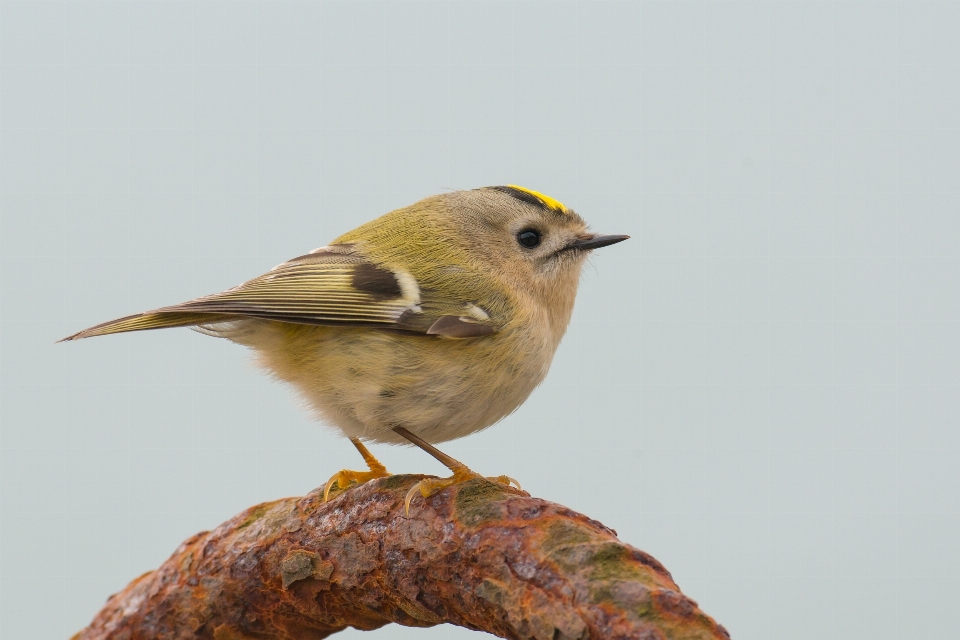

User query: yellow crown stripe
[506,185,567,212]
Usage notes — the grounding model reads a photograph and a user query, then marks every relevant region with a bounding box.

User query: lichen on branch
[73,476,729,640]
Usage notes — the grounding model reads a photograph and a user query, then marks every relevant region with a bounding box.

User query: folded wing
[59,244,455,341]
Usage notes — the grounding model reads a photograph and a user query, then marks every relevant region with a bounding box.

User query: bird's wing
[60,244,502,341]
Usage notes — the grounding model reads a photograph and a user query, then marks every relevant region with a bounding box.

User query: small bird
[61,186,628,512]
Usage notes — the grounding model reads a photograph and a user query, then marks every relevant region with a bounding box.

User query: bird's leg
[391,426,520,515]
[323,437,391,501]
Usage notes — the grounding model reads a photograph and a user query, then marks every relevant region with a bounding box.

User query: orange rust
[73,476,729,640]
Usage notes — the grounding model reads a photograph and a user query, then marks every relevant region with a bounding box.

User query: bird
[61,185,629,513]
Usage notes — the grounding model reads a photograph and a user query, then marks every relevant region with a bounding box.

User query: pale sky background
[2,1,959,639]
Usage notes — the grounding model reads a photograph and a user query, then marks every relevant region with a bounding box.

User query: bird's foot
[324,467,391,501]
[324,438,392,502]
[404,466,520,516]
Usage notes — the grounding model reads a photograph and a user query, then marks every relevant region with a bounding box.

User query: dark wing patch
[352,263,403,300]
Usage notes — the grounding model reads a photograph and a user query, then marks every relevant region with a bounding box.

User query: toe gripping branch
[403,468,521,516]
[323,438,391,502]
[389,426,521,515]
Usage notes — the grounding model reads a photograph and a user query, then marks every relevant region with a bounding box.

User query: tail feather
[58,312,234,342]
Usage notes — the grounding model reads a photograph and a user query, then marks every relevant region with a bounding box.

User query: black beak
[566,234,630,251]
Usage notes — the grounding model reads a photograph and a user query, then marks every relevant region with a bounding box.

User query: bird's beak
[566,234,630,251]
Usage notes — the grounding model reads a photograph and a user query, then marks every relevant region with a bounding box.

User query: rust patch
[280,550,334,588]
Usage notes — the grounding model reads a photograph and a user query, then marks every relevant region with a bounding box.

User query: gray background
[2,1,958,638]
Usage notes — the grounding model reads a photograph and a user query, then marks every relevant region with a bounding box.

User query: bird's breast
[246,321,557,445]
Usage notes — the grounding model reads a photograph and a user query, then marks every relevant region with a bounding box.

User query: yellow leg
[323,438,391,502]
[392,427,520,515]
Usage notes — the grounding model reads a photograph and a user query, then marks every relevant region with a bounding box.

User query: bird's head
[443,185,629,316]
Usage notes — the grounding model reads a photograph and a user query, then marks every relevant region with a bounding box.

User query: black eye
[517,229,541,248]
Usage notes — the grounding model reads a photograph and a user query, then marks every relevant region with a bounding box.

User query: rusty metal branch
[73,476,729,640]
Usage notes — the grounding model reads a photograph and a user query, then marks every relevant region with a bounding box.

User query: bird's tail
[58,312,234,342]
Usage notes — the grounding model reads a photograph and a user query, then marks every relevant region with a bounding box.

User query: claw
[324,472,345,502]
[404,481,423,516]
[492,475,521,491]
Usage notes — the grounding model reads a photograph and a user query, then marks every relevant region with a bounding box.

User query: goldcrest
[62,186,628,510]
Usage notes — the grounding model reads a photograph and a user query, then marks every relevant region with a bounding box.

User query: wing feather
[60,246,420,341]
[60,243,504,342]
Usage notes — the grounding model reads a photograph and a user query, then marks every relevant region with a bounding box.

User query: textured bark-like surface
[74,476,729,640]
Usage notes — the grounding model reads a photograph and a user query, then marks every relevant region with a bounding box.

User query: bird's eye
[517,229,541,248]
